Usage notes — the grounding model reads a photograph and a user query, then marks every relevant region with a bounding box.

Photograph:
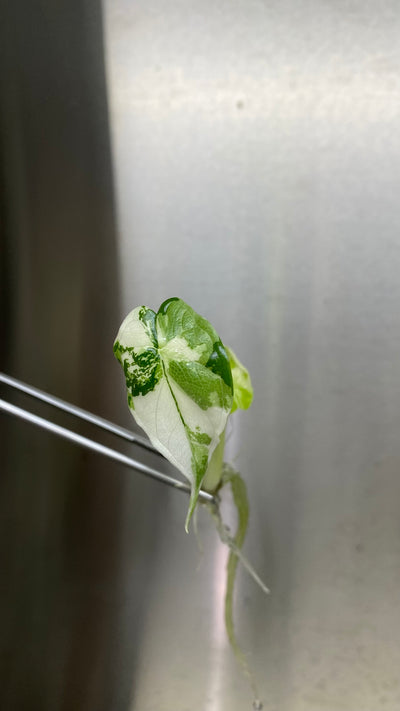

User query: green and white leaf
[114,298,233,529]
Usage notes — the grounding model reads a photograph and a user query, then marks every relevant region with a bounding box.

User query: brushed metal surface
[1,1,400,710]
[103,1,400,709]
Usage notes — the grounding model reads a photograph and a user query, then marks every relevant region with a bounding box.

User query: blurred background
[1,1,400,709]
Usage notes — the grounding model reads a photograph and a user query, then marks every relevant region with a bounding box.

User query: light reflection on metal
[207,543,229,711]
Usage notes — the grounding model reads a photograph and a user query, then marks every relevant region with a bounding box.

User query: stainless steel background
[2,1,400,710]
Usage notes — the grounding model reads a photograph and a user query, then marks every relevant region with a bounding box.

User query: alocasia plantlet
[113,297,251,530]
[114,297,267,706]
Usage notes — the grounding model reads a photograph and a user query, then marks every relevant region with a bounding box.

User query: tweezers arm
[0,398,215,504]
[0,371,159,455]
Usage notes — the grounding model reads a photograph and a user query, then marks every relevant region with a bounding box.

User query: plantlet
[113,297,253,527]
[114,297,267,706]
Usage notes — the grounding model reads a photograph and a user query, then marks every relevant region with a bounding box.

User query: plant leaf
[114,298,233,529]
[226,346,254,413]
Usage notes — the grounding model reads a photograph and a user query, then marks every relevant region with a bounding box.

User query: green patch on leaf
[168,359,232,411]
[206,340,233,389]
[114,342,162,398]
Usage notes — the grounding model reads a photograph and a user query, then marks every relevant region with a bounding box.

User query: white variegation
[159,335,203,362]
[133,378,193,475]
[117,307,154,353]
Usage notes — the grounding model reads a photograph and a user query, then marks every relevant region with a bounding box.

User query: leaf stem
[203,468,269,705]
[206,500,270,596]
[202,430,226,493]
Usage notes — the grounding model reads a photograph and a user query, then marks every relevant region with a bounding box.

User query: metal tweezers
[0,372,215,504]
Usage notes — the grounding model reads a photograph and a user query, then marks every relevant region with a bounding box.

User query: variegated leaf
[114,298,233,529]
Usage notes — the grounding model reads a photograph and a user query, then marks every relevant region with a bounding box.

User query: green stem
[205,467,269,704]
